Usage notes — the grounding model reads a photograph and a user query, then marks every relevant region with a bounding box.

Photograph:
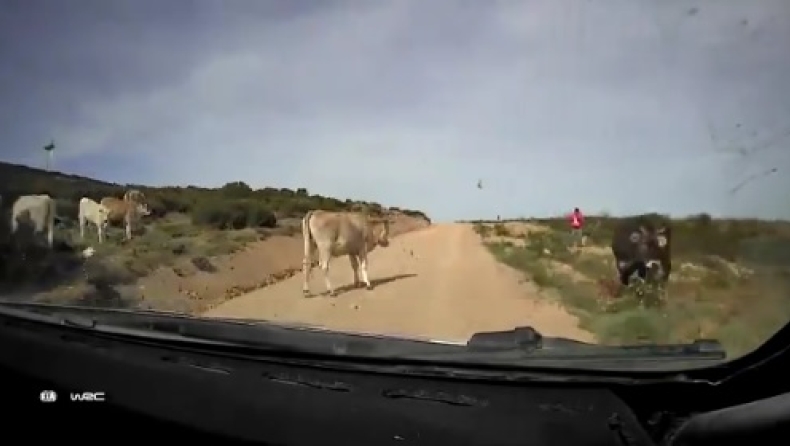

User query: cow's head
[98,205,112,227]
[135,202,151,217]
[124,190,145,203]
[631,224,671,280]
[371,217,390,248]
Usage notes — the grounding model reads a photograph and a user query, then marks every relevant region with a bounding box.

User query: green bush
[401,209,430,222]
[191,199,277,230]
[220,181,253,198]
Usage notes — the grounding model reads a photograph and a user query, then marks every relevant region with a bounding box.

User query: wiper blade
[0,302,726,369]
[467,326,726,358]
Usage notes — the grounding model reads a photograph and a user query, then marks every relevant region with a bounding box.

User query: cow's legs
[358,254,372,290]
[302,246,313,296]
[125,216,132,240]
[617,261,637,286]
[10,217,21,253]
[635,263,647,281]
[317,246,334,296]
[618,261,648,286]
[348,255,361,287]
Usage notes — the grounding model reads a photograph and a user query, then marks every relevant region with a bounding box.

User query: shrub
[191,198,276,230]
[0,160,430,233]
[220,181,253,198]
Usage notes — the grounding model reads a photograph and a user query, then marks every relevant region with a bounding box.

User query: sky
[1,0,789,222]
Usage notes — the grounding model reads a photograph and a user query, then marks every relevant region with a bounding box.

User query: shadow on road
[331,273,418,296]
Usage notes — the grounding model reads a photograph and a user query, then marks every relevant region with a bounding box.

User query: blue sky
[1,0,788,222]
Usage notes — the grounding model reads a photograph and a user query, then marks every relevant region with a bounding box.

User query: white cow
[11,194,56,248]
[302,210,390,297]
[78,197,112,244]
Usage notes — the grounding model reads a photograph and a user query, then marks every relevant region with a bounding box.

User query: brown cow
[100,190,150,240]
[302,210,390,297]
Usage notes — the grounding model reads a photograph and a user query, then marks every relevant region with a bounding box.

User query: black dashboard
[2,304,789,445]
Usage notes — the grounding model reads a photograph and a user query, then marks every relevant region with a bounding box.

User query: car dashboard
[1,306,789,445]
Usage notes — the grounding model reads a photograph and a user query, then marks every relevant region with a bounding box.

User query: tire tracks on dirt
[203,224,594,343]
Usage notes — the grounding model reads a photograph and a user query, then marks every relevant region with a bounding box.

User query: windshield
[0,1,788,366]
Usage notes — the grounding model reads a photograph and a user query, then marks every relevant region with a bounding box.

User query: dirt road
[204,224,594,343]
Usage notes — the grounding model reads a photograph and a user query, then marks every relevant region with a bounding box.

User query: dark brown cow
[610,217,672,286]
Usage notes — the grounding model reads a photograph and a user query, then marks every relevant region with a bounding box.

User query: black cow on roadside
[610,217,672,286]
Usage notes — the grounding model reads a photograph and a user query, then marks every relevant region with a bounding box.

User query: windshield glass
[1,1,788,365]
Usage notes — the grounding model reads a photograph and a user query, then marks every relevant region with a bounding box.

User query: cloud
[1,0,788,220]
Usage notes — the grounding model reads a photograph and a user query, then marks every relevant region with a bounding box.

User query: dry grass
[477,217,790,359]
[0,212,301,306]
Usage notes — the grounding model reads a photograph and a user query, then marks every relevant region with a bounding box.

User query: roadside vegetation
[474,215,790,358]
[0,161,429,305]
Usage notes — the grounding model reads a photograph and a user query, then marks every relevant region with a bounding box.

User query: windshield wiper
[0,302,726,368]
[394,326,727,369]
[467,326,725,358]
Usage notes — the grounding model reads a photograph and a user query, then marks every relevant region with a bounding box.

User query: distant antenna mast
[43,140,55,171]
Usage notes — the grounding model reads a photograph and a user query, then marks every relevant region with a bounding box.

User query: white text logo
[40,390,57,403]
[70,392,105,402]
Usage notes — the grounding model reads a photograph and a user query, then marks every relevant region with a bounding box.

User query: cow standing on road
[610,217,672,286]
[78,197,112,244]
[10,194,57,249]
[302,210,390,297]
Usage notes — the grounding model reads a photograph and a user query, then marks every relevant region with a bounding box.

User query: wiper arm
[394,326,727,368]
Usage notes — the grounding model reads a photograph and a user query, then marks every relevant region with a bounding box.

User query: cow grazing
[10,194,57,248]
[610,217,672,286]
[302,210,390,297]
[78,197,111,244]
[100,190,150,240]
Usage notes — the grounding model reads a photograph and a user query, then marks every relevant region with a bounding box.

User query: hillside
[0,161,431,313]
[0,161,430,224]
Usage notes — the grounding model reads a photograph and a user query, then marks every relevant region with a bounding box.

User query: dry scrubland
[0,161,431,313]
[474,216,790,357]
[2,160,788,359]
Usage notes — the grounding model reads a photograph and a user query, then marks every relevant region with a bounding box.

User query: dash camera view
[1,1,788,362]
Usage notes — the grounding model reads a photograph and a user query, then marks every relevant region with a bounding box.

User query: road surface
[204,224,594,343]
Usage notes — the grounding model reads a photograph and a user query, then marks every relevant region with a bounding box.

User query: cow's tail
[302,210,316,264]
